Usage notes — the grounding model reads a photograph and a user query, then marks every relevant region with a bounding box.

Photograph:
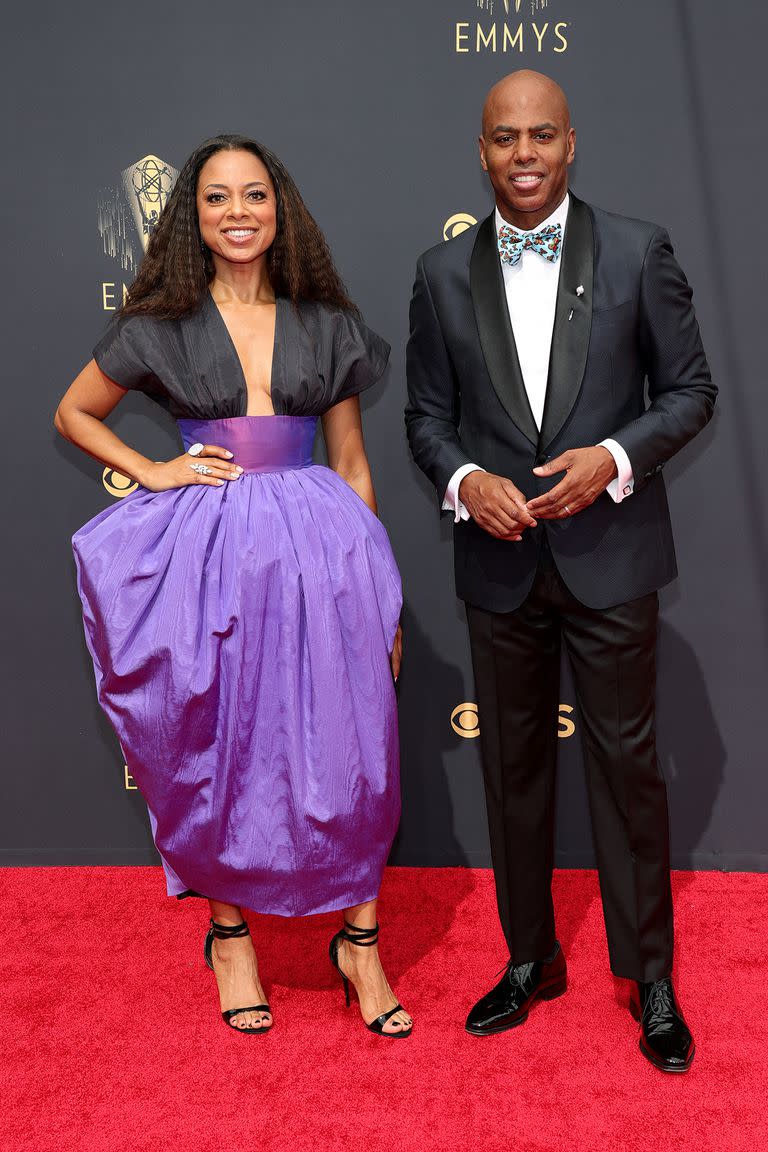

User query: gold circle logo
[451,702,480,738]
[443,213,478,242]
[102,467,138,498]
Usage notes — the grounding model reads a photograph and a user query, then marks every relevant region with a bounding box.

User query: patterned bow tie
[498,221,563,267]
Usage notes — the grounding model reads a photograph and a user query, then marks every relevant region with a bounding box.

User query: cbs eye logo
[443,213,477,241]
[451,702,576,739]
[451,702,480,738]
[103,467,138,498]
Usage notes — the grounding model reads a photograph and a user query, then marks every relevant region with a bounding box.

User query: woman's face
[197,149,277,265]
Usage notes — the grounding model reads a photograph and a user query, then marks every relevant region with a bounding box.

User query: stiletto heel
[204,918,272,1035]
[328,920,412,1038]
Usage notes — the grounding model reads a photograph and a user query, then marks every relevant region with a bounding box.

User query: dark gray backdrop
[3,1,766,871]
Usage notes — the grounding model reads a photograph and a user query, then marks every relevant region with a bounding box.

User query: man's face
[479,77,575,229]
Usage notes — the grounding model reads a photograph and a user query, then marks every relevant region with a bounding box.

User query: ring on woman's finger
[187,442,205,457]
[189,462,213,476]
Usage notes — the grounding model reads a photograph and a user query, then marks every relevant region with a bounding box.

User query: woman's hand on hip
[141,445,243,492]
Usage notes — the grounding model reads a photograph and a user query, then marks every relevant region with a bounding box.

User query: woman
[55,134,412,1038]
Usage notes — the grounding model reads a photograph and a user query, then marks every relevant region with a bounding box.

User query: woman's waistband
[177,416,317,474]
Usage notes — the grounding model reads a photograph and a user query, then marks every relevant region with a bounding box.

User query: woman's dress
[72,295,402,916]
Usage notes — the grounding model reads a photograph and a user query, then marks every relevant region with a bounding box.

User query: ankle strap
[209,919,250,940]
[340,920,380,947]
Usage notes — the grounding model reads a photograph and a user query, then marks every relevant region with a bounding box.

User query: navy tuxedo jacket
[405,195,717,612]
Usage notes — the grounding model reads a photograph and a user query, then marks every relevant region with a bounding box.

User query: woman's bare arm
[55,360,240,491]
[321,396,376,514]
[56,360,159,485]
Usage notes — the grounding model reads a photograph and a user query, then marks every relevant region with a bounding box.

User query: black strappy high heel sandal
[204,918,272,1035]
[329,920,413,1039]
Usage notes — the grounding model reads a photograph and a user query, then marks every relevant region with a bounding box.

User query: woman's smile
[220,226,259,246]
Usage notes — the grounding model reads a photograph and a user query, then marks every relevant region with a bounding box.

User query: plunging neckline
[206,290,280,417]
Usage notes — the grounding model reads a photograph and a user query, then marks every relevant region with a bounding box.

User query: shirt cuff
[600,439,634,503]
[443,464,484,522]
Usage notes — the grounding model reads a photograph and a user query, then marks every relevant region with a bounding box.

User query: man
[405,70,716,1072]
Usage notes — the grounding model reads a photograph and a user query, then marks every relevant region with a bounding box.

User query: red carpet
[3,866,766,1152]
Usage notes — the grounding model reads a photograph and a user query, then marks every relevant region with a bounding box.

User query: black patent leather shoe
[630,978,694,1073]
[465,942,567,1036]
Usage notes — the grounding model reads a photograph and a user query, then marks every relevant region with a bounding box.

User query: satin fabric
[178,415,317,472]
[92,295,391,421]
[73,416,402,916]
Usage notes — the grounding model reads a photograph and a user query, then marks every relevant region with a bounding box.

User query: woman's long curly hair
[119,134,357,319]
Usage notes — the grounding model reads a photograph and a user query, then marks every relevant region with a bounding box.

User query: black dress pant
[466,542,674,982]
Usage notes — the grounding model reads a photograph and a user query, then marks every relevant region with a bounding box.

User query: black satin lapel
[470,215,539,446]
[538,196,594,451]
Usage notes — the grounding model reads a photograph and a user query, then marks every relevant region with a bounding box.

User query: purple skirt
[73,416,402,916]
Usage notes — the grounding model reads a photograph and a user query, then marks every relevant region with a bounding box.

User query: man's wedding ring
[564,505,571,514]
[190,462,213,475]
[187,442,205,456]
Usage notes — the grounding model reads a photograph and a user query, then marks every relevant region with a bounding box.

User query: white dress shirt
[443,193,634,521]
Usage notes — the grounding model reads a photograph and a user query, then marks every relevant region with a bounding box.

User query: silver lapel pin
[569,285,585,322]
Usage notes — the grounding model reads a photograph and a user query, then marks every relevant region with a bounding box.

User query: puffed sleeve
[92,315,157,392]
[326,309,390,405]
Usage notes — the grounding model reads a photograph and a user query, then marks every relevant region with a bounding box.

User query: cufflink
[623,485,633,496]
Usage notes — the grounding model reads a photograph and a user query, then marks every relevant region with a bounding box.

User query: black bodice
[93,294,390,421]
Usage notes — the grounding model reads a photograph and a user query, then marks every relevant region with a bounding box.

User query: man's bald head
[478,70,575,230]
[482,70,570,139]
